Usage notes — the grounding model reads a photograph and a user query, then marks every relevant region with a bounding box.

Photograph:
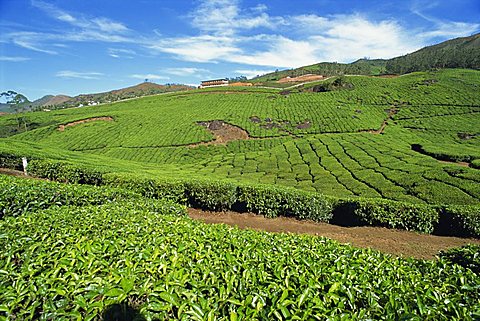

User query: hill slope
[252,33,480,82]
[49,82,195,109]
[0,69,478,206]
[385,33,480,74]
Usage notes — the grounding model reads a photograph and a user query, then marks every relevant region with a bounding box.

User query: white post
[22,157,28,176]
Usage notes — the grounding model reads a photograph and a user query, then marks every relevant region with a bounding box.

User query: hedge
[2,157,479,236]
[437,205,480,237]
[28,159,103,185]
[0,174,139,219]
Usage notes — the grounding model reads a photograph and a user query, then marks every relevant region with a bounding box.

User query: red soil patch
[188,208,479,259]
[278,74,325,83]
[190,121,250,147]
[439,160,471,168]
[58,117,113,131]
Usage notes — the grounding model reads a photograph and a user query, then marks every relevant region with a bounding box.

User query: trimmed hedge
[28,159,103,185]
[238,184,332,221]
[439,244,480,274]
[0,174,139,219]
[329,198,439,233]
[437,205,480,237]
[6,158,480,236]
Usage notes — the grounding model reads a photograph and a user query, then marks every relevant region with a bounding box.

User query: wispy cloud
[56,70,104,79]
[32,0,129,34]
[163,67,210,77]
[4,0,478,71]
[234,69,276,79]
[130,74,170,80]
[0,56,30,62]
[4,1,135,54]
[190,0,283,36]
[411,2,479,40]
[108,48,136,58]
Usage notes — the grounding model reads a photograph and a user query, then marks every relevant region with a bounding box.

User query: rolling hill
[252,33,480,83]
[1,68,478,206]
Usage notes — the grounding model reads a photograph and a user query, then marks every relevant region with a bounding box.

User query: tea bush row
[0,201,478,320]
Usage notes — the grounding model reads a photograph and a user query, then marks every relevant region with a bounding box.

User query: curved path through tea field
[188,208,479,259]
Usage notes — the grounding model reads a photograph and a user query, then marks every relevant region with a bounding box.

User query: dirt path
[188,208,479,259]
[58,117,113,131]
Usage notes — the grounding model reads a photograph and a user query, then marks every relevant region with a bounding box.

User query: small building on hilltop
[199,79,229,88]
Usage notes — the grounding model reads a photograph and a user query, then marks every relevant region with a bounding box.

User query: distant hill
[52,82,195,109]
[251,33,480,82]
[385,33,480,74]
[252,59,387,83]
[1,82,195,113]
[34,95,72,108]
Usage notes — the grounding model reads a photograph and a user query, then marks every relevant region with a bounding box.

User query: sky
[0,0,479,100]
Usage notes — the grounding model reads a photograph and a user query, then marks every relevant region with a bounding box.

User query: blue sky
[1,0,479,100]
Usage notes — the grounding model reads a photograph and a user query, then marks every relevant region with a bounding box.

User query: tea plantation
[1,69,480,319]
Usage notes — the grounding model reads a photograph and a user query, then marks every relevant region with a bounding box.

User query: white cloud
[32,0,129,34]
[130,74,170,80]
[56,70,104,79]
[9,31,58,54]
[163,67,209,76]
[234,69,275,79]
[190,0,283,36]
[149,35,240,63]
[108,48,136,58]
[0,56,30,62]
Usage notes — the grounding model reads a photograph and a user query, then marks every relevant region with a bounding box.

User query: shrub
[437,205,480,237]
[238,184,332,222]
[184,179,237,211]
[353,199,439,233]
[103,173,187,204]
[0,174,139,219]
[28,159,103,185]
[439,244,480,274]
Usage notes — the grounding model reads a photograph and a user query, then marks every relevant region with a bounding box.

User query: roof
[201,78,228,83]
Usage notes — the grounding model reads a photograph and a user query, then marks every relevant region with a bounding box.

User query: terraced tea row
[1,195,478,320]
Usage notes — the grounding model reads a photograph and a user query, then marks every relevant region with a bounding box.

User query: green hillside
[1,69,479,206]
[386,33,480,74]
[1,68,480,320]
[252,33,480,83]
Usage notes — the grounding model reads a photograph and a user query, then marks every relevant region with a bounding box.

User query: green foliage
[238,184,332,221]
[0,201,478,320]
[28,159,103,185]
[438,205,480,237]
[185,179,238,211]
[0,174,139,219]
[103,173,187,203]
[386,33,480,74]
[353,199,439,233]
[439,244,480,274]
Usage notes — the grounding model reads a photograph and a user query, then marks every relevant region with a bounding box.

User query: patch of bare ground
[188,208,479,259]
[278,74,325,83]
[364,108,398,135]
[0,168,26,177]
[439,160,471,168]
[58,117,113,131]
[190,120,250,147]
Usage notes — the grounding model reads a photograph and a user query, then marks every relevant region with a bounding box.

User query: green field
[1,68,480,319]
[1,175,479,320]
[1,69,479,205]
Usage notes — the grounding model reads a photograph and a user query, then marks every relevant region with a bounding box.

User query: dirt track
[188,208,479,259]
[58,117,113,131]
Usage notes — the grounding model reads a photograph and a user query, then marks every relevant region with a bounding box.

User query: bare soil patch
[278,74,325,83]
[188,208,479,259]
[191,121,250,146]
[58,117,113,131]
[0,168,26,177]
